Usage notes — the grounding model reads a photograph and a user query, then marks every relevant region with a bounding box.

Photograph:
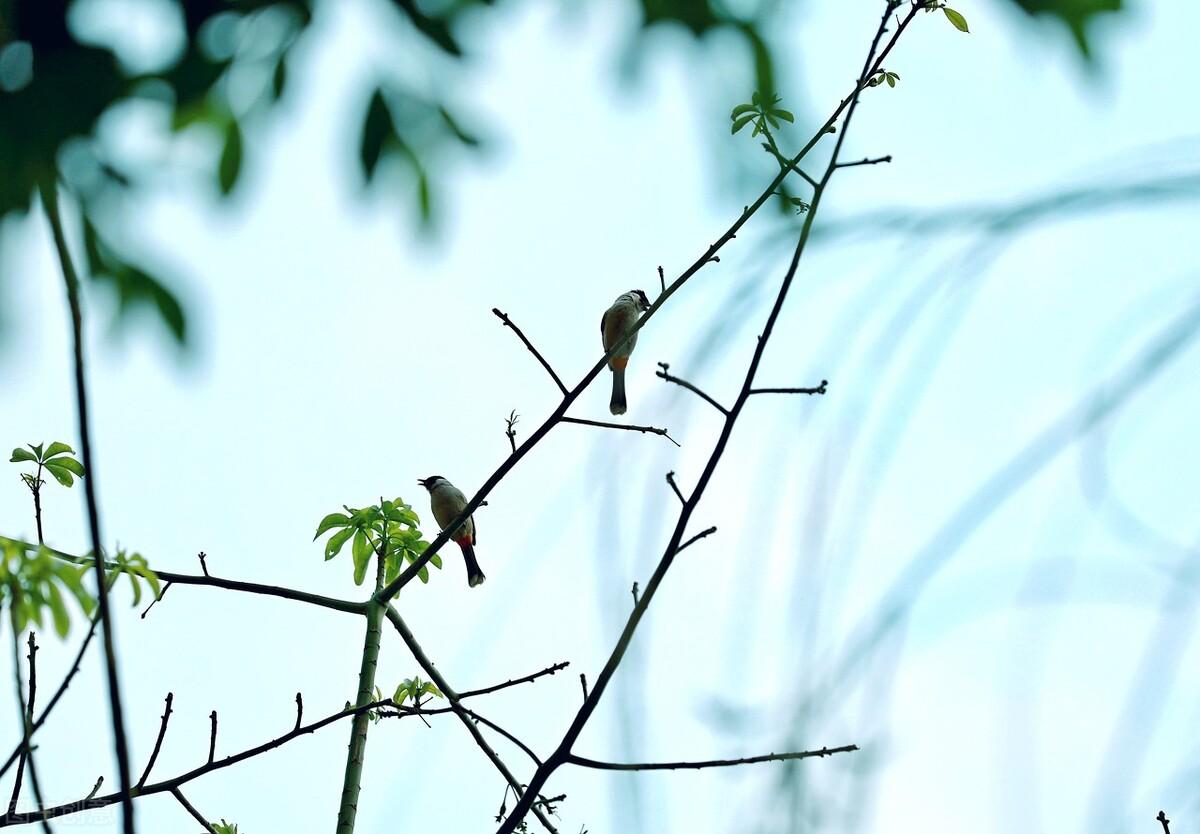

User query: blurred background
[2,0,1199,831]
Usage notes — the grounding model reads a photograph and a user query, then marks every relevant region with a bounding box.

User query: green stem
[334,554,385,833]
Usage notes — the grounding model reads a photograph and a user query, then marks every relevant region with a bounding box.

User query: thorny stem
[39,179,136,834]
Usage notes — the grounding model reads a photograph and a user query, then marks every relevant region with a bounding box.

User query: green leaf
[30,443,43,459]
[772,109,794,123]
[730,103,757,119]
[313,512,352,540]
[271,56,287,100]
[48,456,84,477]
[1007,0,1121,60]
[417,564,429,584]
[45,582,71,638]
[943,7,970,32]
[43,442,75,459]
[324,527,354,561]
[360,89,393,182]
[219,119,243,195]
[731,114,755,134]
[126,569,142,606]
[886,74,896,87]
[416,169,431,222]
[43,462,76,488]
[429,552,442,570]
[351,529,371,586]
[9,448,37,464]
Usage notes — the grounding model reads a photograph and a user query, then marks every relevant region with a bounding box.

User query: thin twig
[458,661,570,699]
[294,693,303,731]
[566,745,857,771]
[1157,811,1171,834]
[630,582,639,606]
[40,179,135,834]
[170,789,215,834]
[665,471,685,504]
[835,154,892,169]
[676,527,717,554]
[749,380,828,396]
[7,633,37,815]
[8,626,51,834]
[657,265,665,295]
[197,552,209,576]
[136,693,173,789]
[579,674,588,702]
[505,410,519,454]
[656,363,729,415]
[139,581,170,618]
[207,711,217,765]
[561,417,680,447]
[460,706,543,767]
[493,308,567,395]
[84,778,103,801]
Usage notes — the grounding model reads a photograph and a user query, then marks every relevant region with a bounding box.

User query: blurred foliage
[0,538,95,637]
[0,0,1126,346]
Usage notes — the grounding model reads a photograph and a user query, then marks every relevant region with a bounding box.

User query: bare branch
[665,471,686,504]
[561,417,680,447]
[493,308,568,395]
[139,581,171,618]
[1158,811,1171,834]
[207,711,217,765]
[6,632,40,825]
[835,154,892,169]
[459,661,570,699]
[567,744,857,771]
[84,778,102,801]
[136,693,174,789]
[171,789,215,834]
[197,551,209,576]
[657,265,665,295]
[749,379,828,396]
[294,693,303,731]
[656,363,729,415]
[578,674,588,702]
[676,526,717,554]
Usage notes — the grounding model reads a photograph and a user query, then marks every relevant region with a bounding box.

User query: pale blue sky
[2,1,1199,832]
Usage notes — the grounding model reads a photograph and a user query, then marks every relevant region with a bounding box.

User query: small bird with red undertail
[601,289,651,415]
[418,476,484,588]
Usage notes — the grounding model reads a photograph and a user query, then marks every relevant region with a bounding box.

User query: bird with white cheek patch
[601,289,651,415]
[418,476,484,588]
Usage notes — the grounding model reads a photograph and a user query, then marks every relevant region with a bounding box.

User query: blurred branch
[835,155,892,169]
[567,744,857,771]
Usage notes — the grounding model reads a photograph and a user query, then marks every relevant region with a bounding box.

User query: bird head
[630,289,650,311]
[418,476,446,491]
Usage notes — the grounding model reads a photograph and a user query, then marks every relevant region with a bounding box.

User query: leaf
[772,109,794,123]
[731,114,755,134]
[429,552,442,570]
[219,119,243,194]
[271,56,287,100]
[44,442,75,458]
[313,512,351,540]
[360,89,393,182]
[30,443,43,459]
[9,448,37,464]
[1006,0,1121,59]
[943,7,970,32]
[416,168,431,222]
[438,106,481,148]
[324,527,354,561]
[730,103,757,119]
[43,462,76,487]
[351,529,372,586]
[127,569,142,606]
[45,582,71,638]
[417,564,429,584]
[47,456,84,477]
[886,74,896,87]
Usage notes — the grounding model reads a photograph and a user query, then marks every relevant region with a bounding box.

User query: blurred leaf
[731,114,755,134]
[438,107,481,148]
[390,0,462,56]
[1006,0,1122,58]
[360,89,394,182]
[45,582,71,638]
[271,57,288,101]
[219,119,243,195]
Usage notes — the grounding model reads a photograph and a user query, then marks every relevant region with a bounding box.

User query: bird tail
[458,539,485,588]
[609,367,627,415]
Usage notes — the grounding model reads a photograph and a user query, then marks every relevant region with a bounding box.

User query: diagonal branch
[675,526,717,554]
[656,363,729,415]
[493,308,568,395]
[7,633,37,817]
[383,606,561,834]
[170,789,215,834]
[665,471,686,504]
[136,694,173,789]
[458,661,569,699]
[566,744,858,771]
[835,154,892,169]
[7,626,51,834]
[561,417,680,447]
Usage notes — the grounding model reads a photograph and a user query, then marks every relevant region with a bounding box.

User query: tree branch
[493,308,568,395]
[835,154,892,169]
[675,527,717,554]
[40,179,136,834]
[136,694,173,789]
[567,744,857,771]
[656,362,729,415]
[748,380,828,396]
[1157,811,1171,834]
[383,606,560,834]
[560,417,680,447]
[170,789,215,834]
[207,712,217,765]
[458,661,570,699]
[665,471,686,504]
[504,410,519,454]
[7,626,51,834]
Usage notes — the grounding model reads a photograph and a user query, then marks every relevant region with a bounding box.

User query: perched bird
[601,289,651,415]
[418,476,484,588]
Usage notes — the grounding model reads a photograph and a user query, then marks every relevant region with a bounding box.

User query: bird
[418,476,484,588]
[601,289,651,415]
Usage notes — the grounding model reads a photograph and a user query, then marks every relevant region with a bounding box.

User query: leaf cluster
[393,675,443,707]
[10,441,85,488]
[213,821,242,834]
[314,498,441,587]
[730,91,794,138]
[0,539,95,637]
